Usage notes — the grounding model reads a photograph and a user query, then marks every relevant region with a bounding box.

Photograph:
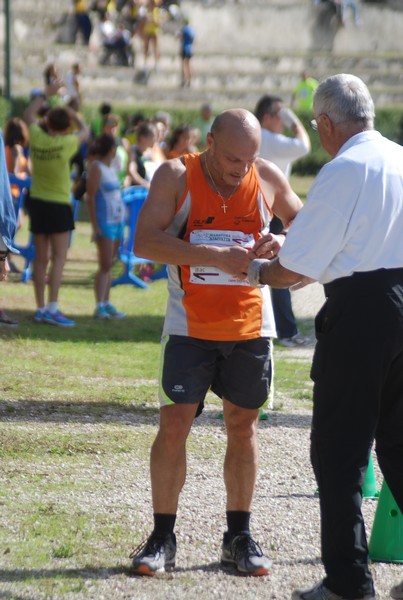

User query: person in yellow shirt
[291,70,319,112]
[73,0,93,45]
[23,96,90,326]
[141,0,163,71]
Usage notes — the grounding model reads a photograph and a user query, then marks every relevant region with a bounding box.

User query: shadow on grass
[1,558,294,586]
[0,400,160,425]
[0,401,312,429]
[0,312,164,344]
[0,566,125,584]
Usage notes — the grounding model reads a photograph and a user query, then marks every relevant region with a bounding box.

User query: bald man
[130,109,303,576]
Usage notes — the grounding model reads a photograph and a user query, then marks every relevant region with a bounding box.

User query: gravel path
[2,283,401,599]
[127,284,400,600]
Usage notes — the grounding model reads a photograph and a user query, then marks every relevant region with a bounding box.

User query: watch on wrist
[0,251,9,262]
[247,258,268,287]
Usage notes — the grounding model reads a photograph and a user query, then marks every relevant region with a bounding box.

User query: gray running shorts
[159,335,272,410]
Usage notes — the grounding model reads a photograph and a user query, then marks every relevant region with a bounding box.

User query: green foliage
[7,95,403,175]
[292,108,403,175]
[0,96,11,127]
[375,107,403,144]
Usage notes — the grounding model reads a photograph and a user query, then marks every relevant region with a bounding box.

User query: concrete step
[9,41,403,98]
[3,0,403,108]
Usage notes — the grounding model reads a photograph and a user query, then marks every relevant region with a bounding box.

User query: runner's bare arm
[255,157,303,230]
[134,159,255,277]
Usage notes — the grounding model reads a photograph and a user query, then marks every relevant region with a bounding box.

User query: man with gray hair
[248,74,403,600]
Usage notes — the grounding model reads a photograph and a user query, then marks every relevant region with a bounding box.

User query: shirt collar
[336,129,381,157]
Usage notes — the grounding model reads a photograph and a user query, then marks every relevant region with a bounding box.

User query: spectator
[98,10,116,43]
[147,111,170,165]
[4,116,31,276]
[193,103,214,150]
[64,63,82,108]
[43,63,65,108]
[127,122,156,187]
[4,117,31,201]
[166,124,194,159]
[123,112,146,146]
[178,17,195,87]
[0,129,19,326]
[91,102,113,139]
[152,110,172,153]
[101,114,131,186]
[124,0,144,34]
[254,94,311,347]
[141,0,163,71]
[338,0,362,26]
[23,96,90,327]
[86,134,126,320]
[73,0,93,45]
[99,16,133,66]
[291,70,319,112]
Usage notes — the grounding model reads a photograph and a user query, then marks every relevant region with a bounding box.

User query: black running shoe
[221,531,272,576]
[129,531,176,576]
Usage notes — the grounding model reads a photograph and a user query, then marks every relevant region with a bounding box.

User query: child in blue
[86,133,126,320]
[179,18,195,87]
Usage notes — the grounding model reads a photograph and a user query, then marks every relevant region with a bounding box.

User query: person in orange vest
[129,108,303,577]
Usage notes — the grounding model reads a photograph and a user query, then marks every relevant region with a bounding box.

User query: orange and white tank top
[162,153,277,341]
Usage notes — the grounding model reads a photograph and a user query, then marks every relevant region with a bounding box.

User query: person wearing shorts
[178,17,195,87]
[23,96,89,327]
[86,134,126,320]
[129,108,303,576]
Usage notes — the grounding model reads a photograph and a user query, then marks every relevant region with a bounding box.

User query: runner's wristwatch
[247,259,267,287]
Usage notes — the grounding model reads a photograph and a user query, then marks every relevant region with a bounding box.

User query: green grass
[2,217,313,408]
[0,207,314,597]
[290,174,315,201]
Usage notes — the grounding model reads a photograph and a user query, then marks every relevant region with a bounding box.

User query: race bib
[106,189,124,224]
[189,229,254,286]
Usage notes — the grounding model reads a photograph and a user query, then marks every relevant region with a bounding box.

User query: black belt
[324,267,403,298]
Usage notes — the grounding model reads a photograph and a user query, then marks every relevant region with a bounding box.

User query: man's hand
[215,245,255,279]
[278,107,299,128]
[252,233,286,260]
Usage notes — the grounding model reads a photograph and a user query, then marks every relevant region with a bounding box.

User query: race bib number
[106,189,124,224]
[189,229,254,286]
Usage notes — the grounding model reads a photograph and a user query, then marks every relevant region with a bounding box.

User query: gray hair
[314,74,375,129]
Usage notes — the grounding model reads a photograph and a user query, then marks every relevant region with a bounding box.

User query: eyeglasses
[311,114,354,131]
[310,113,326,131]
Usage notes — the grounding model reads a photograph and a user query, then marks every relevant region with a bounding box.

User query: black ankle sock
[226,511,251,536]
[153,513,176,536]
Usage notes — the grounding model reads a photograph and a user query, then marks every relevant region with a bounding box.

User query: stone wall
[1,0,403,108]
[181,0,403,54]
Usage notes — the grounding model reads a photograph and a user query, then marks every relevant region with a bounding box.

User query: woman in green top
[23,96,89,327]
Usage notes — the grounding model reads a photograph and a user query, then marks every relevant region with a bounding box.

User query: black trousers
[310,268,403,598]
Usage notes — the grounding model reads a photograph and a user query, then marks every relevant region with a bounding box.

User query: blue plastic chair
[9,175,34,282]
[112,186,154,289]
